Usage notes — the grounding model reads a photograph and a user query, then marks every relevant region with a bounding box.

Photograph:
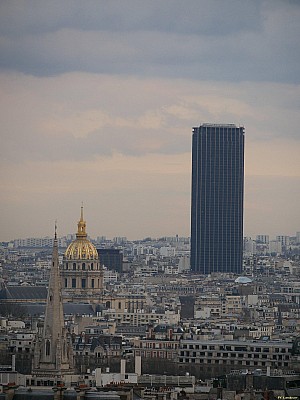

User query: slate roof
[0,286,47,300]
[18,302,95,316]
[116,325,147,335]
[153,324,172,332]
[22,303,45,316]
[63,303,95,315]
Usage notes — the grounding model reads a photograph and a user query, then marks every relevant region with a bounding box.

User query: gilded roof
[64,207,98,260]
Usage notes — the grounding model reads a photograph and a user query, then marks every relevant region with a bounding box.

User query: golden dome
[64,207,98,260]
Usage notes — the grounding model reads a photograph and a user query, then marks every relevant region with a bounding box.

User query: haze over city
[0,0,299,241]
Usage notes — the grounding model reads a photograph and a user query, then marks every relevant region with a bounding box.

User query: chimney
[120,359,126,379]
[12,354,16,372]
[135,355,141,376]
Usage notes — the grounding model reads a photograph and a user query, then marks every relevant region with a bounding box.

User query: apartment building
[178,338,292,379]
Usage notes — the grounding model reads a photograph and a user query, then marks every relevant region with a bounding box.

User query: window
[46,340,50,356]
[82,279,86,288]
[65,279,68,288]
[82,263,86,270]
[72,279,76,288]
[73,263,76,270]
[91,279,94,288]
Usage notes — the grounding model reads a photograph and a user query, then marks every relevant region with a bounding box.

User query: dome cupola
[64,206,98,260]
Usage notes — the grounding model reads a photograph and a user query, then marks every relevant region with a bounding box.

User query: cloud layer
[0,1,299,240]
[0,1,299,82]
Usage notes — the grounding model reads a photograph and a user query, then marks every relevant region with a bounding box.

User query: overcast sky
[0,0,299,241]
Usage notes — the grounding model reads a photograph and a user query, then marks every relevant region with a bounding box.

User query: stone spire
[32,225,74,384]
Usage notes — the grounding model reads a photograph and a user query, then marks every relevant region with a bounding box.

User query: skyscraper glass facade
[191,124,244,274]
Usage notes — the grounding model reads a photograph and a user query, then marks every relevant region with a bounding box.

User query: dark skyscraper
[191,124,244,274]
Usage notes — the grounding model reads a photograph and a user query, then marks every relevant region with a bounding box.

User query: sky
[0,0,299,241]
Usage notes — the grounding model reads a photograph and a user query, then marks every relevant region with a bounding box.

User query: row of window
[179,358,289,367]
[181,344,290,353]
[64,262,98,271]
[136,350,176,358]
[65,278,101,288]
[180,351,290,360]
[142,342,178,349]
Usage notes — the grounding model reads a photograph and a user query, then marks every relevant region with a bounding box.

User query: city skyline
[0,1,299,241]
[8,227,300,244]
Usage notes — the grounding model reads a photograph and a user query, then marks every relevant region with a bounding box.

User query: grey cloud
[0,1,262,37]
[1,74,299,165]
[1,124,189,164]
[0,1,299,82]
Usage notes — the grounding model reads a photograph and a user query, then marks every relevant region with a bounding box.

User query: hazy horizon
[1,1,299,241]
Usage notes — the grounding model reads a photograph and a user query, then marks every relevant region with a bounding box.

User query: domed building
[61,207,103,301]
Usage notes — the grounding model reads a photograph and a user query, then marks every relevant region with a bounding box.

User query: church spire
[32,224,74,384]
[43,223,64,341]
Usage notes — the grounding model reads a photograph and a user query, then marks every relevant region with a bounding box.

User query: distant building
[191,124,244,274]
[276,235,290,247]
[177,255,190,272]
[178,338,292,379]
[269,240,282,254]
[97,248,123,273]
[160,246,176,257]
[256,235,269,244]
[243,237,257,255]
[13,236,67,248]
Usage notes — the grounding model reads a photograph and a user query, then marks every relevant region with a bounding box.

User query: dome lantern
[76,205,87,239]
